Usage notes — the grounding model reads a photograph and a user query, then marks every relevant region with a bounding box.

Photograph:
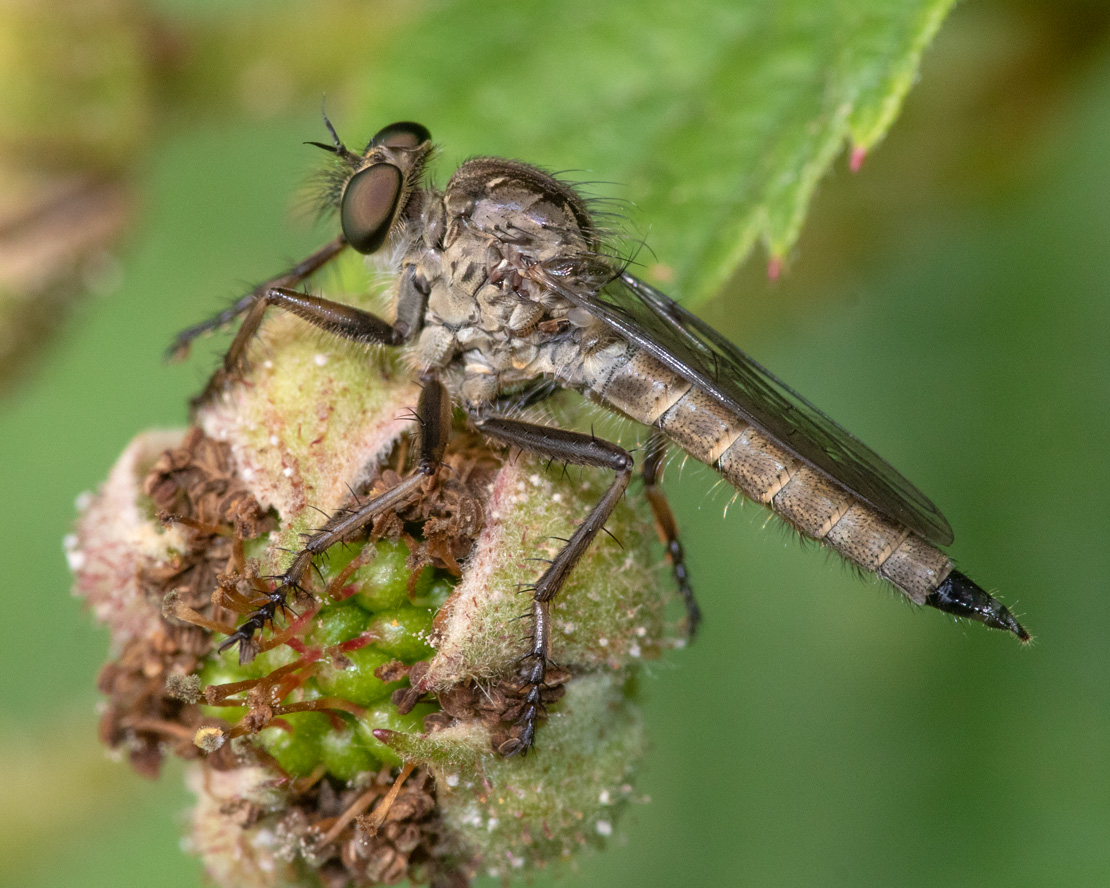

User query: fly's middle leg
[218,377,452,664]
[641,432,700,639]
[475,417,633,756]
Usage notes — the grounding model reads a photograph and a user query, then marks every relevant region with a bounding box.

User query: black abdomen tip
[925,570,1030,642]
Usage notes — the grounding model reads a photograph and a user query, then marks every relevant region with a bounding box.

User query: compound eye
[340,163,403,254]
[371,121,431,150]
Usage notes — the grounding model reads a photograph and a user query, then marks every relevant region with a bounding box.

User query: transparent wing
[534,263,953,546]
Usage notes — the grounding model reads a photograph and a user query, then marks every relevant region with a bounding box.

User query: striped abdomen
[586,346,972,613]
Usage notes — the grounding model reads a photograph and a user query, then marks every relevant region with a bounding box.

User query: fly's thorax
[588,344,954,603]
[413,275,588,406]
[443,157,596,258]
[409,158,606,405]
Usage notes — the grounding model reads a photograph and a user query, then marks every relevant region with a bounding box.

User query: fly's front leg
[167,237,348,361]
[173,242,428,403]
[474,418,633,755]
[257,263,429,352]
[219,377,452,664]
[193,280,419,406]
[642,433,700,639]
[169,238,348,405]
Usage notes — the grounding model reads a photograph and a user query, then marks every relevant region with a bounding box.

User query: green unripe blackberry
[71,258,676,886]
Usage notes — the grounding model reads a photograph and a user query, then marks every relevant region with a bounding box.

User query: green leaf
[336,0,954,305]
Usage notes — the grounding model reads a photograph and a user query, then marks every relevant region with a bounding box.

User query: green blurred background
[2,1,1108,886]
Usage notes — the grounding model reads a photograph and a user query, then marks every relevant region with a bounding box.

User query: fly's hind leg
[642,433,700,639]
[474,417,633,756]
[219,377,452,664]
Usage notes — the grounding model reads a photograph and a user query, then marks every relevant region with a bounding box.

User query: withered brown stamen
[166,597,239,635]
[323,540,379,600]
[319,762,417,845]
[317,784,385,846]
[258,602,321,652]
[158,510,233,537]
[204,676,262,704]
[338,633,375,652]
[120,717,199,742]
[212,578,258,614]
[291,764,329,794]
[360,762,418,836]
[274,698,367,718]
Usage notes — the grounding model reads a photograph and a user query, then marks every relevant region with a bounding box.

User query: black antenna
[305,100,360,163]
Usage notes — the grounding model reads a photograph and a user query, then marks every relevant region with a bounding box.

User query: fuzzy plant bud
[70,262,679,886]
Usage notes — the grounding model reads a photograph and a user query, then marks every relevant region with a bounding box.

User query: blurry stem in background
[0,0,413,396]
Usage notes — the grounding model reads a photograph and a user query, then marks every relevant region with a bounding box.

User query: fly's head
[311,120,434,255]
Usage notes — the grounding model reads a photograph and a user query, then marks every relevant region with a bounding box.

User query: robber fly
[172,120,1029,755]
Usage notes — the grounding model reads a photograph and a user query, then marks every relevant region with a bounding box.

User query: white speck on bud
[314,353,328,366]
[63,535,85,570]
[596,819,613,836]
